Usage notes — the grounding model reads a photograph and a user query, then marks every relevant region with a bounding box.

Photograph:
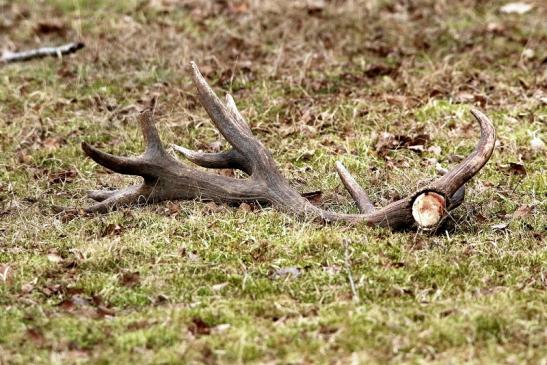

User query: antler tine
[335,161,376,214]
[81,103,164,177]
[225,94,253,135]
[172,144,251,174]
[189,62,258,156]
[430,108,496,198]
[140,100,165,157]
[82,142,148,176]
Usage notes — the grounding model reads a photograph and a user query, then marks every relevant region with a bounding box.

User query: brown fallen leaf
[508,162,526,175]
[189,317,212,336]
[101,223,123,237]
[58,298,77,311]
[120,271,140,288]
[229,1,249,14]
[26,328,46,346]
[302,190,322,205]
[42,136,65,151]
[239,202,253,212]
[96,305,116,318]
[34,20,67,35]
[375,132,430,156]
[364,64,398,78]
[48,170,76,184]
[21,281,35,294]
[513,205,533,219]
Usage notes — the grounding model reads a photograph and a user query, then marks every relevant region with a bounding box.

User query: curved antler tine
[335,161,376,214]
[430,108,496,198]
[172,144,251,174]
[82,142,146,176]
[225,94,252,135]
[189,62,256,154]
[139,107,164,156]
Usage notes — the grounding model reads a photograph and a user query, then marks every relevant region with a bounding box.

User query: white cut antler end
[411,192,446,228]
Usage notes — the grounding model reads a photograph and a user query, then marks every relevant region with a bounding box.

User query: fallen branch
[0,42,85,64]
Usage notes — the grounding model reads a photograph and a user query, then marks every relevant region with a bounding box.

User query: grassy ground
[1,0,546,364]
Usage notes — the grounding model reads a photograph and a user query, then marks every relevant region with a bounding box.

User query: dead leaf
[375,132,430,156]
[58,298,76,311]
[322,265,341,276]
[127,320,152,331]
[26,328,46,346]
[306,0,326,15]
[42,136,65,151]
[101,223,123,237]
[48,170,76,184]
[96,305,116,318]
[189,317,212,336]
[204,201,224,214]
[21,281,35,294]
[513,205,533,219]
[508,162,526,175]
[229,2,249,14]
[165,201,181,216]
[239,202,253,212]
[302,190,322,205]
[34,20,67,35]
[120,271,140,288]
[364,64,398,78]
[454,92,475,103]
[296,149,315,161]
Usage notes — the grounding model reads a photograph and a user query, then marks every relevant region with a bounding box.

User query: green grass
[1,0,546,364]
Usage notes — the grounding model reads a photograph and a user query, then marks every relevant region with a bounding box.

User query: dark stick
[1,42,85,64]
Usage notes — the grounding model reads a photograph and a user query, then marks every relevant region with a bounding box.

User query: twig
[1,42,85,64]
[343,238,360,303]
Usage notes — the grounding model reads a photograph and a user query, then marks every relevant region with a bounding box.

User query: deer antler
[81,62,495,230]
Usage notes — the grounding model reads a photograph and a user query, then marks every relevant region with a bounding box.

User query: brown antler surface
[81,62,496,230]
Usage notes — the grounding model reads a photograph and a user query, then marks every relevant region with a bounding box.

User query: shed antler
[81,62,495,230]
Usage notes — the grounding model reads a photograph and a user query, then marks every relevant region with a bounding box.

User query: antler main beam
[81,62,496,230]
